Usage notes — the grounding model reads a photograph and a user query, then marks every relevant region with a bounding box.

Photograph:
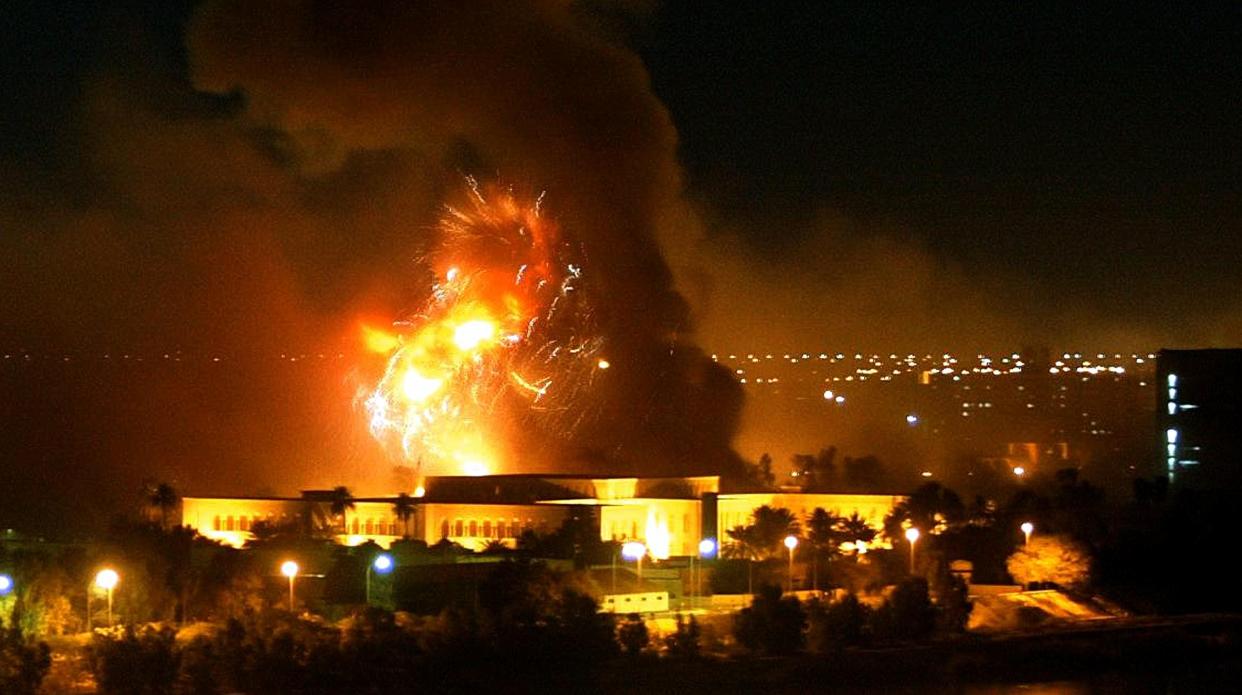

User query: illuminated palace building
[1157,349,1242,488]
[181,475,903,557]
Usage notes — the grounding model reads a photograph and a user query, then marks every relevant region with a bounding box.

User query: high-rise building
[1156,349,1242,488]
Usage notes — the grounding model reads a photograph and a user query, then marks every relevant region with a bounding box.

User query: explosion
[362,180,605,478]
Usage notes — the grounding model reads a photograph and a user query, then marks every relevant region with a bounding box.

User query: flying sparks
[362,179,605,477]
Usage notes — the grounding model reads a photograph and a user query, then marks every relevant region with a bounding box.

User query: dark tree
[329,486,355,533]
[884,482,966,541]
[791,447,837,491]
[663,613,701,659]
[147,483,180,531]
[392,493,416,538]
[872,577,935,642]
[744,453,777,489]
[805,507,842,590]
[807,593,867,652]
[733,584,805,655]
[0,620,51,695]
[617,613,649,657]
[834,512,878,549]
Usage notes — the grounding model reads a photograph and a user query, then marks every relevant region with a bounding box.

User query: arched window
[240,516,250,531]
[213,515,221,531]
[441,520,450,538]
[482,520,491,537]
[225,516,234,531]
[454,520,464,537]
[365,518,374,535]
[469,520,478,537]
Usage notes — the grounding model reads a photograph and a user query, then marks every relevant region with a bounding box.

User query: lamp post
[621,541,646,584]
[905,527,920,574]
[95,569,119,627]
[0,573,12,597]
[1020,522,1034,546]
[366,553,393,605]
[697,538,716,608]
[784,535,798,593]
[281,561,299,612]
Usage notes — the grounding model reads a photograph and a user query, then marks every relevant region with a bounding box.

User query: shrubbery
[0,620,51,695]
[733,584,805,655]
[83,560,623,693]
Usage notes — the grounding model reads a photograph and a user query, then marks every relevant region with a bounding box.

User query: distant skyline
[4,3,1241,354]
[3,2,1240,534]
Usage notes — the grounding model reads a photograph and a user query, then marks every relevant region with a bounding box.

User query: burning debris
[363,180,606,477]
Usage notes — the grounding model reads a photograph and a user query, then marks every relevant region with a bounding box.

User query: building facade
[1157,349,1242,487]
[182,474,906,555]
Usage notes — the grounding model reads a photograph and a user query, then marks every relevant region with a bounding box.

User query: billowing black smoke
[185,0,745,476]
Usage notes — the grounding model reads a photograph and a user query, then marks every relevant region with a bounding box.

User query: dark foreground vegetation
[5,467,1242,692]
[11,594,1237,694]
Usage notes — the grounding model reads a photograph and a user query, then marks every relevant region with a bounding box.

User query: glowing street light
[0,573,13,596]
[784,535,799,593]
[1021,521,1034,546]
[621,541,646,582]
[904,527,921,574]
[95,569,119,627]
[1013,466,1026,477]
[366,553,394,605]
[280,560,299,612]
[692,538,717,608]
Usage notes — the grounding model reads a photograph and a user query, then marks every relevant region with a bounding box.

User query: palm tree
[883,482,965,541]
[148,482,180,531]
[834,512,877,556]
[724,524,762,594]
[805,507,843,590]
[749,505,800,559]
[479,539,509,555]
[392,493,416,538]
[724,525,761,561]
[329,485,355,533]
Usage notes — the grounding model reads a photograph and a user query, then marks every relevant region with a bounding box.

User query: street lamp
[904,527,920,574]
[0,573,12,597]
[784,535,798,593]
[280,560,299,612]
[621,541,646,583]
[95,569,119,627]
[695,538,716,608]
[1020,522,1034,546]
[366,553,394,605]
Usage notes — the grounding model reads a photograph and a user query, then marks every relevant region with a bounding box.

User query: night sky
[2,2,1240,534]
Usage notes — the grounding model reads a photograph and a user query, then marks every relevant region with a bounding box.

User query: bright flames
[362,180,606,477]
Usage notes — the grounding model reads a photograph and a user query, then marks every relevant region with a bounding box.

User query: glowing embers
[361,180,603,478]
[452,319,496,352]
[401,369,445,403]
[363,325,399,354]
